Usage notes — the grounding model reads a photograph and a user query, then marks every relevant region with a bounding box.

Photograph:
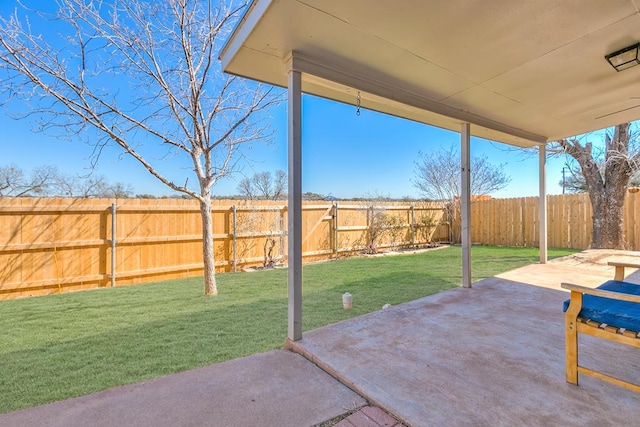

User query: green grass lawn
[0,245,576,414]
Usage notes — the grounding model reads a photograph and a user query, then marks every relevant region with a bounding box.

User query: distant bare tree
[302,192,326,201]
[413,144,510,242]
[252,172,273,199]
[68,175,133,198]
[51,171,78,198]
[271,169,287,200]
[0,164,135,197]
[0,164,56,196]
[0,0,281,295]
[413,145,510,202]
[236,176,256,200]
[53,173,106,198]
[101,181,134,198]
[237,170,287,200]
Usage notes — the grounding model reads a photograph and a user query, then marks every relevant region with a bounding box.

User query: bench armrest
[561,282,640,304]
[607,261,640,281]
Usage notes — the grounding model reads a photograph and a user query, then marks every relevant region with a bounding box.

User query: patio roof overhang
[220,0,640,341]
[220,0,640,148]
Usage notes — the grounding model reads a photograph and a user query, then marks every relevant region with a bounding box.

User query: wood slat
[577,367,640,394]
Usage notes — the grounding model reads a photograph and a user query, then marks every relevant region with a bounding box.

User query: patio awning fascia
[220,0,640,148]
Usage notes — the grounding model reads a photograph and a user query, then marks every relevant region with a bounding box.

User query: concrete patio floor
[288,250,640,426]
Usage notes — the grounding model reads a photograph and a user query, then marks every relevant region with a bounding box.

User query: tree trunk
[589,181,628,249]
[199,197,218,296]
[558,123,634,250]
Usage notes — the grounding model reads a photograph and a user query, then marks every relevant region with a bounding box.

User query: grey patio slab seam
[342,406,405,427]
[0,349,366,427]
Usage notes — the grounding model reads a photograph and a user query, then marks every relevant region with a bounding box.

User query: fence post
[448,203,454,243]
[111,203,116,287]
[369,205,374,249]
[333,202,339,257]
[410,205,415,247]
[232,205,237,272]
[279,206,285,262]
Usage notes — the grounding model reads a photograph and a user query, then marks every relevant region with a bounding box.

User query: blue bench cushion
[563,280,640,332]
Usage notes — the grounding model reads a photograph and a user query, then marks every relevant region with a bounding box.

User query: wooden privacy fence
[0,198,448,299]
[471,192,640,250]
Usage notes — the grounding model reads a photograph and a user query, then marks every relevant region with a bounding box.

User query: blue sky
[0,93,571,199]
[0,0,574,199]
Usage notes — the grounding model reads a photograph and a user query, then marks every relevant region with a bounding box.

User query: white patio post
[461,122,472,288]
[287,59,303,341]
[539,144,548,264]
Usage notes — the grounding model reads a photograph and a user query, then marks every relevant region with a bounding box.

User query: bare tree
[272,169,287,200]
[101,181,134,199]
[0,165,31,196]
[46,168,134,197]
[560,161,640,194]
[56,174,105,198]
[0,164,58,196]
[366,208,404,254]
[252,172,273,199]
[236,176,256,200]
[236,170,287,200]
[0,163,135,197]
[51,171,78,198]
[413,144,511,242]
[555,123,640,249]
[0,0,281,295]
[68,175,133,198]
[560,163,590,194]
[413,145,511,201]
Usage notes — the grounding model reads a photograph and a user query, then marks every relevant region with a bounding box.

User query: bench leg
[565,317,578,385]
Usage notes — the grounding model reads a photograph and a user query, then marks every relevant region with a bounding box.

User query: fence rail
[0,198,448,299]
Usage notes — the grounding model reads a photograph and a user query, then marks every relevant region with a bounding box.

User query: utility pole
[562,167,566,194]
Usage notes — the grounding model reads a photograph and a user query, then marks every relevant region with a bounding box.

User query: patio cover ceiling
[220,0,640,148]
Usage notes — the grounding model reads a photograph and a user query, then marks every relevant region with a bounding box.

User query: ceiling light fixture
[605,43,640,72]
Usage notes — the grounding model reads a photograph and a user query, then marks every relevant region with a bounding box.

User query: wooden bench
[561,261,640,393]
